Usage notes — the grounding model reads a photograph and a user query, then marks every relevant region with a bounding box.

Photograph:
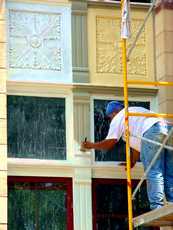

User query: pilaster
[73,154,93,230]
[155,0,173,229]
[73,94,90,150]
[71,0,89,83]
[155,0,173,118]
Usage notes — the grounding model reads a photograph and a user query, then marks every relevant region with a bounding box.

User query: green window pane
[8,96,66,159]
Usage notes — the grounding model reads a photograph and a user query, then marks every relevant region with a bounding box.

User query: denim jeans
[140,122,173,210]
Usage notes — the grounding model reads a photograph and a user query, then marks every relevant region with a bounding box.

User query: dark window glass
[93,179,158,230]
[94,99,150,161]
[8,96,66,159]
[8,177,73,230]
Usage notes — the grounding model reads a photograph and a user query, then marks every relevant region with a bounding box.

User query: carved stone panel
[96,16,146,76]
[7,3,72,83]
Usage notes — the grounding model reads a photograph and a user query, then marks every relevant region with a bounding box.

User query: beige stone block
[0,43,6,68]
[164,31,173,53]
[156,32,165,57]
[165,9,173,32]
[158,99,173,118]
[166,53,173,76]
[158,87,173,101]
[156,54,166,80]
[156,53,173,79]
[0,94,6,119]
[0,146,7,171]
[0,119,7,145]
[155,10,164,36]
[0,225,7,230]
[158,75,173,82]
[0,171,7,197]
[0,197,7,224]
[0,69,6,92]
[0,21,6,43]
[156,31,173,57]
[0,0,6,20]
[155,9,173,36]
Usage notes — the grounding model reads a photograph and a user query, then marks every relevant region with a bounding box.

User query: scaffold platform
[133,204,173,228]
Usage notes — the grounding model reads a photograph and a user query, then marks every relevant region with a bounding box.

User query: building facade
[0,0,173,229]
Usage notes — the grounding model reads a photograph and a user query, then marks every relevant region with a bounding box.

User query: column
[155,0,173,116]
[71,0,89,83]
[155,1,173,229]
[0,0,7,230]
[73,155,93,230]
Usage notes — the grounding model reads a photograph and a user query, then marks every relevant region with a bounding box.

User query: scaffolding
[120,0,173,229]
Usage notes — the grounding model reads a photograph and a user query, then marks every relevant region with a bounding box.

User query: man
[81,101,173,210]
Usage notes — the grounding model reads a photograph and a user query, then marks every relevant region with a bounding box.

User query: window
[92,179,158,230]
[8,177,73,230]
[94,99,150,161]
[8,96,66,159]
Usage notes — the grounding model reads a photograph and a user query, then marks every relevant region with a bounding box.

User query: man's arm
[119,149,140,169]
[81,139,117,151]
[130,149,140,168]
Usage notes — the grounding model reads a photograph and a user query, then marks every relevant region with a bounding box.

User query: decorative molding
[9,10,62,71]
[7,80,73,96]
[96,16,146,76]
[88,0,152,9]
[7,2,72,83]
[72,83,158,96]
[71,1,89,83]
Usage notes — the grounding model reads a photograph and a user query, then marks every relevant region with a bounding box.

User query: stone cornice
[155,0,173,14]
[87,0,151,9]
[7,80,158,97]
[72,83,158,96]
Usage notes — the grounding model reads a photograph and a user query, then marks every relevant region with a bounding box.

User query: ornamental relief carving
[9,10,62,71]
[96,16,146,76]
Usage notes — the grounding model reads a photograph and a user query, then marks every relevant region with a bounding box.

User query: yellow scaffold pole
[121,0,133,229]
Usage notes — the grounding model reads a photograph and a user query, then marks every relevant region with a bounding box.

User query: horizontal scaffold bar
[127,80,173,86]
[128,112,173,119]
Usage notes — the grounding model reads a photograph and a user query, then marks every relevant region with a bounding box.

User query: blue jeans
[141,122,173,210]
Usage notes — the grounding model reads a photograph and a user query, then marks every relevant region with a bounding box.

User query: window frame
[7,81,74,177]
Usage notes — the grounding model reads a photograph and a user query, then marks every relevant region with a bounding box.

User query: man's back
[107,107,163,151]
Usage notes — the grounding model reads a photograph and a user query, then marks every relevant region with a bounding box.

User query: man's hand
[80,139,117,151]
[81,141,93,150]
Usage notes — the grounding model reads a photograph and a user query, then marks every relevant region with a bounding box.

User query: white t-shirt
[106,107,164,151]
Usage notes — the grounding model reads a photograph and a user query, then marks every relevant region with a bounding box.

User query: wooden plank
[133,204,173,227]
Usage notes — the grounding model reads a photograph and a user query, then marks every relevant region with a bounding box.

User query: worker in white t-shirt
[81,101,173,210]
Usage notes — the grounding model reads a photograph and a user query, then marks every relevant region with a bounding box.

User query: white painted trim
[66,92,74,161]
[8,158,72,167]
[7,157,144,179]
